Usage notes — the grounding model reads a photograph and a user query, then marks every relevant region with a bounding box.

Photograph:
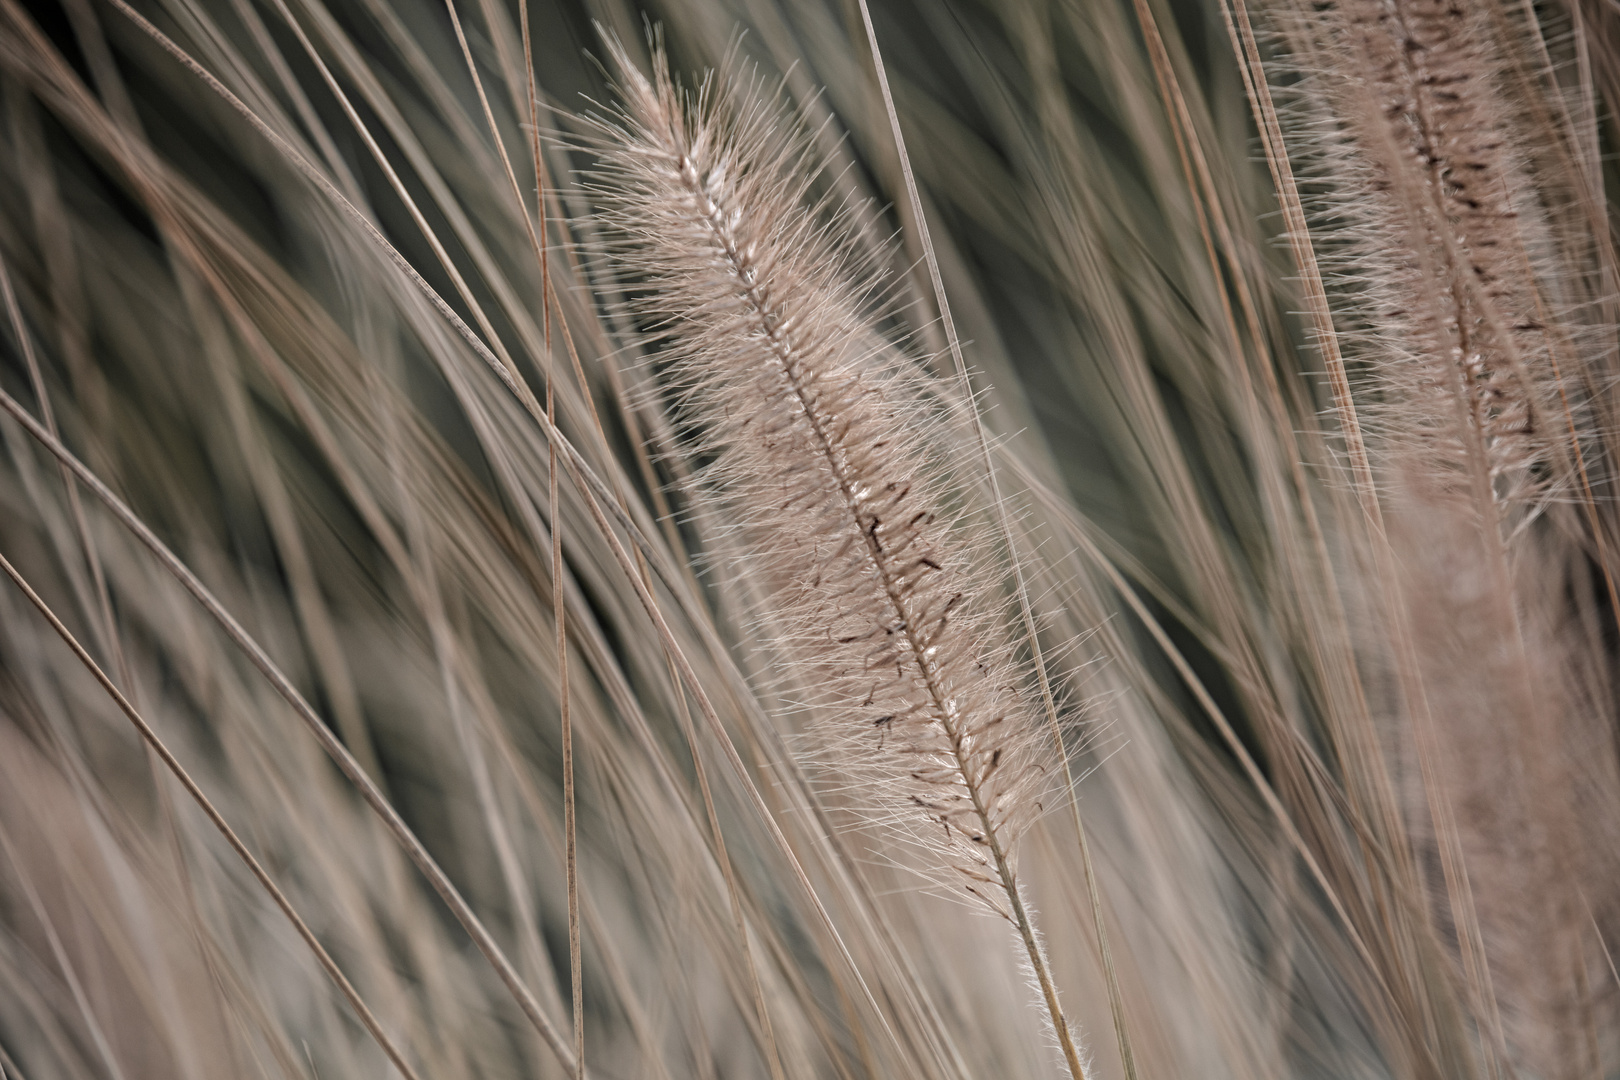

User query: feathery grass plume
[1255,0,1620,1072]
[586,37,1092,1078]
[1287,0,1592,509]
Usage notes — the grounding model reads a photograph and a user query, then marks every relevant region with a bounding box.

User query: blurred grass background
[0,0,1615,1076]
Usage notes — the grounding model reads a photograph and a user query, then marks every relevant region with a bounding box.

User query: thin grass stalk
[34,27,905,1061]
[1006,21,1439,1067]
[0,549,425,1080]
[1131,3,1437,1038]
[548,63,793,1072]
[551,270,585,1080]
[854,6,1124,1076]
[0,251,126,688]
[0,22,589,1069]
[0,824,133,1080]
[4,0,1614,1074]
[0,381,581,1076]
[1221,7,1504,1073]
[1251,0,1619,1070]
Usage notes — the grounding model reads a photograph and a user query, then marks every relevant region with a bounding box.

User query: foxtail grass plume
[586,38,1090,1079]
[1295,0,1586,508]
[1262,0,1620,1072]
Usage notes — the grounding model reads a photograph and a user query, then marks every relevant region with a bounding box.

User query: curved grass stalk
[0,548,425,1080]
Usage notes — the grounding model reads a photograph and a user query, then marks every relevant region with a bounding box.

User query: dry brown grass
[0,0,1616,1077]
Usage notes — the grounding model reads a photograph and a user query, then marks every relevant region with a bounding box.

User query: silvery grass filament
[585,39,1091,1080]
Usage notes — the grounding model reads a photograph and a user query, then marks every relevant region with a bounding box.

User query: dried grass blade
[0,549,424,1080]
[853,7,1099,1077]
[0,384,580,1077]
